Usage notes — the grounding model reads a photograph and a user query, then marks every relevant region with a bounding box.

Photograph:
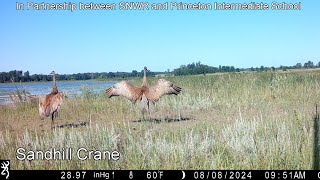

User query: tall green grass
[8,82,38,107]
[0,70,319,169]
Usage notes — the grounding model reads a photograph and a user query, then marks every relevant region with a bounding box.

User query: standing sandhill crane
[39,71,64,129]
[106,67,182,119]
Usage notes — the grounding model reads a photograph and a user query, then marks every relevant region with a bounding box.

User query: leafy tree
[131,70,138,77]
[295,63,302,69]
[304,61,314,68]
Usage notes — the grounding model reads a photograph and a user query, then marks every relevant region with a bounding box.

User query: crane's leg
[147,101,152,120]
[141,110,145,121]
[51,113,54,130]
[55,111,59,118]
[140,100,147,121]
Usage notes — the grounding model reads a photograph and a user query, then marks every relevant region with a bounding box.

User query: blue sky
[1,0,319,74]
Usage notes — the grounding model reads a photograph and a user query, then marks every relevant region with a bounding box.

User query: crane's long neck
[51,72,58,94]
[142,68,148,87]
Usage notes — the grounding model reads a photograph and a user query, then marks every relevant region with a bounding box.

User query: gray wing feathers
[147,79,182,101]
[106,81,138,102]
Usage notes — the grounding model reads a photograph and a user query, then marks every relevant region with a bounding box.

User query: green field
[0,70,319,170]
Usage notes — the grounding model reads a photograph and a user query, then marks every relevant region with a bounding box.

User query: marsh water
[0,81,116,104]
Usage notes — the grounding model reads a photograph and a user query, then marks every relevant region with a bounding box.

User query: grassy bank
[0,70,319,169]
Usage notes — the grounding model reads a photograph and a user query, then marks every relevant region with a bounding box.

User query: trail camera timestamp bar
[6,170,320,180]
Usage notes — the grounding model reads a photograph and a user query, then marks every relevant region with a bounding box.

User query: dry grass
[0,70,319,169]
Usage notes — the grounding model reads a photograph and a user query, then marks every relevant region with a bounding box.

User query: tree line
[0,70,158,83]
[172,61,320,76]
[172,61,240,76]
[0,60,319,83]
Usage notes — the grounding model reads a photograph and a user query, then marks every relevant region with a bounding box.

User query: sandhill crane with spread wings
[39,71,64,129]
[106,67,182,119]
